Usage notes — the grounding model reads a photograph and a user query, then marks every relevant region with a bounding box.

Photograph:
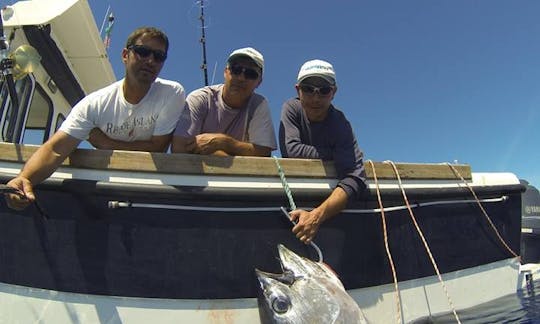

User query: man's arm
[190,133,272,156]
[5,131,81,210]
[279,99,319,158]
[88,128,172,152]
[289,186,349,244]
[332,119,367,199]
[171,135,195,153]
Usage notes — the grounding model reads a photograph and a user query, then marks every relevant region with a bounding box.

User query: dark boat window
[0,76,32,142]
[21,83,53,144]
[55,113,66,132]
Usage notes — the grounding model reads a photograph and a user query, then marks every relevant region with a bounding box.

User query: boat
[520,180,540,281]
[521,180,540,263]
[0,0,532,323]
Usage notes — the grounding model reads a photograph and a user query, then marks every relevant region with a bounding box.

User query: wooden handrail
[0,142,471,180]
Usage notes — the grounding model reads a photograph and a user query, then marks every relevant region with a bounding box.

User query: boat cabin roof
[3,0,116,94]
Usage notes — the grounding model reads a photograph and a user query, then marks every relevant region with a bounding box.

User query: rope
[445,163,519,259]
[342,196,507,214]
[107,196,508,214]
[0,184,48,219]
[367,160,402,324]
[108,201,279,212]
[273,156,323,262]
[272,156,297,210]
[385,160,461,324]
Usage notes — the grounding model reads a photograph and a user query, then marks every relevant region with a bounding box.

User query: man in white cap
[172,47,276,156]
[279,59,366,244]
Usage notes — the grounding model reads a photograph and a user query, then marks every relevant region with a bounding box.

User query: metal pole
[0,7,19,143]
[199,0,209,86]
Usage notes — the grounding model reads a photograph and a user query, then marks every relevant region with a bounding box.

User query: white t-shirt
[60,78,185,141]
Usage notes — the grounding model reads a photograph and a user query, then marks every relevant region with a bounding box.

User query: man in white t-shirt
[171,47,276,156]
[5,27,185,210]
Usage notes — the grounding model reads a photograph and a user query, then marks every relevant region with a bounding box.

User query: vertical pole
[199,0,209,86]
[0,7,19,143]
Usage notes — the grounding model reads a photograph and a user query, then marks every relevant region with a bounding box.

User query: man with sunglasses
[4,27,185,210]
[172,47,276,156]
[279,59,366,244]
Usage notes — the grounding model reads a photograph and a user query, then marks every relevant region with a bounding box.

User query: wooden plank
[0,142,472,180]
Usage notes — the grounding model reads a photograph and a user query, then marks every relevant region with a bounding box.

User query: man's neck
[222,86,250,109]
[123,79,151,104]
[305,109,329,122]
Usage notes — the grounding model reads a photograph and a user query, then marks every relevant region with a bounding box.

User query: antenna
[99,5,111,35]
[198,0,209,86]
[210,61,217,85]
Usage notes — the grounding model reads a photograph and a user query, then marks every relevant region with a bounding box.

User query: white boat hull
[0,258,522,323]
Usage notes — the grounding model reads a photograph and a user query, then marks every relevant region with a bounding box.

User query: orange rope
[367,160,402,324]
[445,163,519,259]
[385,160,461,324]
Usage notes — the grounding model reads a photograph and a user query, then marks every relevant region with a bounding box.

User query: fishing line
[273,156,323,263]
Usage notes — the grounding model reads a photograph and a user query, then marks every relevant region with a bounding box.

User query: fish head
[276,243,344,289]
[255,270,296,323]
[255,244,368,324]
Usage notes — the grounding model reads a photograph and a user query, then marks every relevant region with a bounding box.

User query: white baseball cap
[228,47,264,71]
[297,59,336,85]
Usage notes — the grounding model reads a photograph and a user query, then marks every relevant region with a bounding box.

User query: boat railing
[0,142,473,180]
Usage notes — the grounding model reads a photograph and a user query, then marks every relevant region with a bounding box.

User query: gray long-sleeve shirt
[279,98,366,199]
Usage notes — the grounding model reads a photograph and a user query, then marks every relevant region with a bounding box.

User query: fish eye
[271,296,291,314]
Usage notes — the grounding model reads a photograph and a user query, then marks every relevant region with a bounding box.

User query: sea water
[426,278,540,323]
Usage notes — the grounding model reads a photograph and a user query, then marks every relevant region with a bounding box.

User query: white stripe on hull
[0,162,521,190]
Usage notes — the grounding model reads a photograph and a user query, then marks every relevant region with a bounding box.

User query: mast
[198,0,209,86]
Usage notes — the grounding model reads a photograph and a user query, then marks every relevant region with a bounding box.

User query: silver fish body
[256,244,368,324]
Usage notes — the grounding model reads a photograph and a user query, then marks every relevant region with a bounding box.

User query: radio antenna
[198,0,209,86]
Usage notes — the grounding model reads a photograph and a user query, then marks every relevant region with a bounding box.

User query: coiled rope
[367,160,402,324]
[385,160,461,324]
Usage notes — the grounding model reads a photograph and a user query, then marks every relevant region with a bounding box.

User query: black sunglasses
[228,65,260,80]
[128,45,167,63]
[299,84,334,96]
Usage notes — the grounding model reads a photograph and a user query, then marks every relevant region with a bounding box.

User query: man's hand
[174,133,266,156]
[4,177,35,210]
[189,133,229,155]
[289,208,324,244]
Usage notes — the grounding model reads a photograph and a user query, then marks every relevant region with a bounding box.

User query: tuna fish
[256,244,368,324]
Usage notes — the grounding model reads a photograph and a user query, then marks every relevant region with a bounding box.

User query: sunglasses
[128,45,167,63]
[299,84,334,96]
[228,65,260,80]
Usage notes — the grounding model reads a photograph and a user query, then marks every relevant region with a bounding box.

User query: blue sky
[87,0,540,187]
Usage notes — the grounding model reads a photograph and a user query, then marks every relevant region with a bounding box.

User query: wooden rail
[0,142,471,180]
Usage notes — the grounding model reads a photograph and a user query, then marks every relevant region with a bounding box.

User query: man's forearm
[20,146,65,185]
[20,132,80,184]
[171,136,194,153]
[313,186,349,223]
[93,135,171,152]
[223,137,271,157]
